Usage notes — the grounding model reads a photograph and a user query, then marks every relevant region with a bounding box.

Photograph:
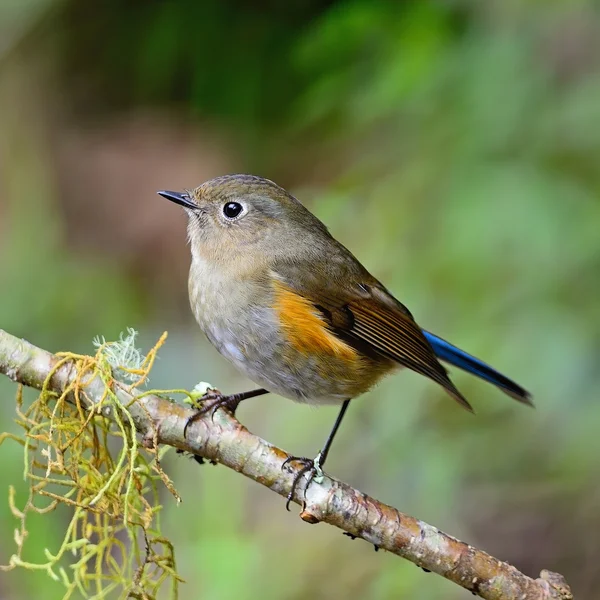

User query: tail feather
[423,330,533,406]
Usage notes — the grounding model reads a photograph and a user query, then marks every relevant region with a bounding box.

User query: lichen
[0,330,184,600]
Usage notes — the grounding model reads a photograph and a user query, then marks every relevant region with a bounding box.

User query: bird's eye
[223,202,244,220]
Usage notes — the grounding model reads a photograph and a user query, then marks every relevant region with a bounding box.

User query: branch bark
[0,328,573,600]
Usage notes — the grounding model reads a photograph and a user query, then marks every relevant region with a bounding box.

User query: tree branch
[0,328,572,600]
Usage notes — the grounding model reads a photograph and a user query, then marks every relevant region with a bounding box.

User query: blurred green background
[1,1,599,598]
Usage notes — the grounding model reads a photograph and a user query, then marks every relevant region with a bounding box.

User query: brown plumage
[271,261,473,411]
[158,174,531,505]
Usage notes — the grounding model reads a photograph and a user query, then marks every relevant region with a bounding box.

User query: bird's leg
[183,388,269,438]
[283,399,351,510]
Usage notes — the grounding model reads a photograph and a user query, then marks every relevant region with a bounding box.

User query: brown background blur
[1,1,600,599]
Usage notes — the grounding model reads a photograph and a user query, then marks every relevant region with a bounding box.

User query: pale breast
[187,255,394,404]
[188,256,245,352]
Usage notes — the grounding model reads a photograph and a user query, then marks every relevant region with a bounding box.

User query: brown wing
[271,263,473,412]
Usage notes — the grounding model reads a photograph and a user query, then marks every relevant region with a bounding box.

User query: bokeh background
[1,1,600,599]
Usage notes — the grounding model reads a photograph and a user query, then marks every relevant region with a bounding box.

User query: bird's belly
[189,280,393,404]
[221,334,392,405]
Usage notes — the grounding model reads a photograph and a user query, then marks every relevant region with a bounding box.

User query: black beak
[157,190,197,210]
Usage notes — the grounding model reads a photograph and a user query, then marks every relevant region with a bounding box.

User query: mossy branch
[0,328,572,600]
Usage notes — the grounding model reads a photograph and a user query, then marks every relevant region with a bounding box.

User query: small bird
[158,175,532,506]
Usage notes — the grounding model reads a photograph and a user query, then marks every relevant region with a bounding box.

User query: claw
[282,453,325,511]
[183,392,240,438]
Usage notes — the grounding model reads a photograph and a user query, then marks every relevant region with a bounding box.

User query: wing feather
[271,262,473,411]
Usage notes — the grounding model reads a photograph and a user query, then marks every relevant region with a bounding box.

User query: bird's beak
[157,190,198,210]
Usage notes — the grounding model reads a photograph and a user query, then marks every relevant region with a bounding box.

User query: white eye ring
[222,201,246,220]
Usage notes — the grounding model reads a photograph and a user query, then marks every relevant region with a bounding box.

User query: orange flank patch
[273,281,358,361]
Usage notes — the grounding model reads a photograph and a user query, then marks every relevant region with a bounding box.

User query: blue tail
[422,330,533,405]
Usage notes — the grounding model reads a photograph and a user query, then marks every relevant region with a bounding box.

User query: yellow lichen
[0,331,184,600]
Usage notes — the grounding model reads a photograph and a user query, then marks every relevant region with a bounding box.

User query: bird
[158,174,532,507]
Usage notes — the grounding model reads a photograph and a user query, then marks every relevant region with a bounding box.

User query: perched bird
[158,175,531,506]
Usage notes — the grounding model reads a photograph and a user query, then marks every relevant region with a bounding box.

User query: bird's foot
[282,451,325,511]
[183,389,242,438]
